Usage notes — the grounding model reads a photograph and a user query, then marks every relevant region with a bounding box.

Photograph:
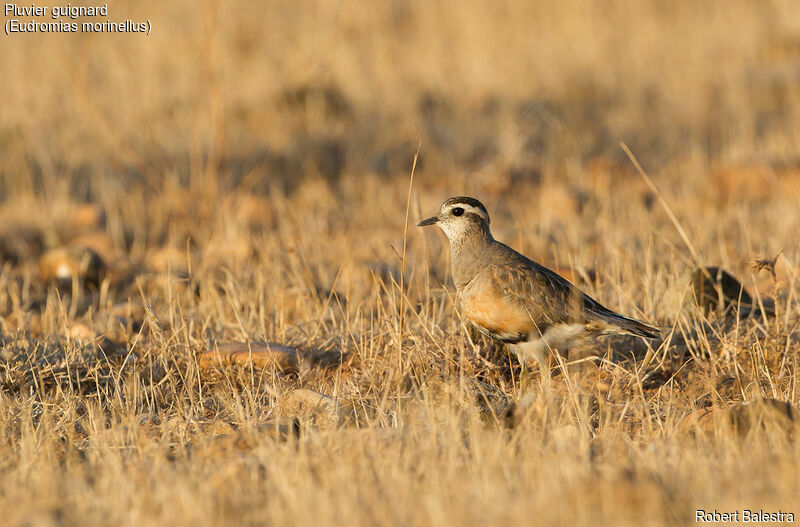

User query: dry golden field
[2,1,800,525]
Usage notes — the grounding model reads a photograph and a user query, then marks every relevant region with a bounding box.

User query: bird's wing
[490,253,587,331]
[491,244,659,339]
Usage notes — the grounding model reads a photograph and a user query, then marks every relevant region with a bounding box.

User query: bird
[418,196,659,384]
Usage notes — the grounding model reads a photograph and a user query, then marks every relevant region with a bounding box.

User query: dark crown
[444,196,489,218]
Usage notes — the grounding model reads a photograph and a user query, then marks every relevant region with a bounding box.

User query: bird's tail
[592,310,660,339]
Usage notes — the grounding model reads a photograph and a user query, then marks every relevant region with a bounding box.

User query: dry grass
[2,1,800,525]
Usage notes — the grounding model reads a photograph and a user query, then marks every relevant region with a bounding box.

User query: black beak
[417,216,438,227]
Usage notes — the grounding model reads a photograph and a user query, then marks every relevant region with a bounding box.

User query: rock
[197,342,300,373]
[39,246,106,289]
[690,266,774,318]
[280,388,354,431]
[681,398,798,435]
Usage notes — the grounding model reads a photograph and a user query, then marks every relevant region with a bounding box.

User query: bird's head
[417,196,491,242]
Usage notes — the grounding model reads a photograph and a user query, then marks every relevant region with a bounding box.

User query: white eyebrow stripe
[445,203,489,221]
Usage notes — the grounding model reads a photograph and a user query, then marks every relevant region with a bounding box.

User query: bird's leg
[519,359,530,392]
[513,340,551,393]
[530,341,551,392]
[508,344,530,392]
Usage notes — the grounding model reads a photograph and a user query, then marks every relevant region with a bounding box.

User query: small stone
[39,246,106,289]
[197,342,300,373]
[680,398,798,435]
[280,388,354,430]
[690,266,774,318]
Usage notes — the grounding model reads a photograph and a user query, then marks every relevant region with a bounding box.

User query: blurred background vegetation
[2,0,799,198]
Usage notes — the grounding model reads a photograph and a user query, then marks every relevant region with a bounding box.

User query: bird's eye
[452,207,464,216]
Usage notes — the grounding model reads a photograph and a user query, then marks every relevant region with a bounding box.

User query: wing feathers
[490,243,658,339]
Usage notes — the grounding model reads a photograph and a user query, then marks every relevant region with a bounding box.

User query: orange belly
[460,281,533,337]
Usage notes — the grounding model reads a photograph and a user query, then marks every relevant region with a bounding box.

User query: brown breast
[459,274,534,338]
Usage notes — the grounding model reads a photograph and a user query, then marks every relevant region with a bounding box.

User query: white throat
[437,220,473,242]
